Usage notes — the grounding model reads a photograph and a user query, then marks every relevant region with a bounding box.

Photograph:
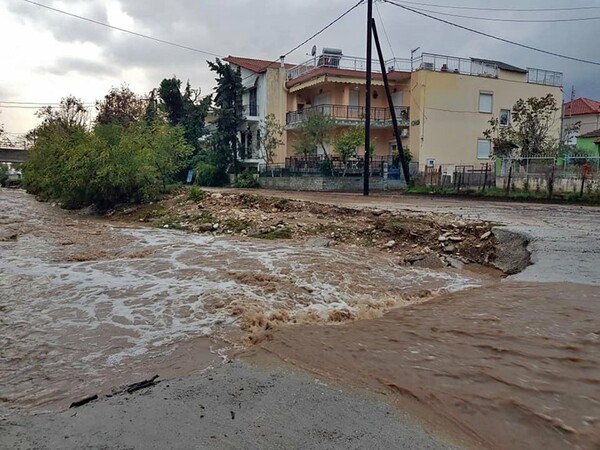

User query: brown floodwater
[256,282,600,450]
[0,189,481,412]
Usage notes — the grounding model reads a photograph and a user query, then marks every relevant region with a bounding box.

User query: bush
[23,122,193,209]
[194,163,229,187]
[188,186,205,202]
[235,170,259,188]
[0,164,8,187]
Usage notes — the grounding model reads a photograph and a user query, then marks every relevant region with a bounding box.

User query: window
[479,93,493,113]
[499,109,511,127]
[477,139,491,159]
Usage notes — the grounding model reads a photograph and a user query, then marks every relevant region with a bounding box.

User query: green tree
[333,126,364,176]
[259,114,285,175]
[484,94,560,158]
[95,85,145,128]
[207,59,245,177]
[295,111,335,176]
[158,77,185,126]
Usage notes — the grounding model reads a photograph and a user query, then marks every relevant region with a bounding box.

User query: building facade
[225,50,563,174]
[562,97,600,145]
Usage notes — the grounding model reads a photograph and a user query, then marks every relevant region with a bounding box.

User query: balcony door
[349,89,361,120]
[248,88,258,116]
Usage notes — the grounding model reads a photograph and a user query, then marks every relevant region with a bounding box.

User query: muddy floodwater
[2,188,599,450]
[0,189,480,412]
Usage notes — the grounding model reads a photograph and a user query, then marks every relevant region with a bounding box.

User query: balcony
[286,55,412,82]
[242,103,260,118]
[526,68,563,87]
[286,104,410,129]
[413,53,563,87]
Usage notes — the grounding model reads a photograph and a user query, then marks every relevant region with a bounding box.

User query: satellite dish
[311,45,317,57]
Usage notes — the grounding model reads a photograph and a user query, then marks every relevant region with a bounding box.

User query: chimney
[280,55,286,68]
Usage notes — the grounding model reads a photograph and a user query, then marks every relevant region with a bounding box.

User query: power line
[383,0,600,66]
[383,0,600,12]
[404,5,600,23]
[21,0,224,58]
[375,1,396,59]
[240,0,365,82]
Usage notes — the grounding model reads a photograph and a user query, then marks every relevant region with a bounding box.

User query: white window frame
[499,109,511,127]
[479,92,493,113]
[477,139,491,160]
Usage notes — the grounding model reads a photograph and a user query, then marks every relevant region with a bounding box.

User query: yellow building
[226,51,563,175]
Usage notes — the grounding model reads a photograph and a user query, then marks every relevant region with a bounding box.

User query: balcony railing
[242,103,259,117]
[527,68,563,87]
[286,55,412,81]
[287,52,563,87]
[286,104,409,126]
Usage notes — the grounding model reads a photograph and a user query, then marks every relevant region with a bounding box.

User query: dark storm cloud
[43,57,118,77]
[8,0,600,99]
[9,1,109,45]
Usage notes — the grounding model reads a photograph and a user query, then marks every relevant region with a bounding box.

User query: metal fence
[258,156,416,179]
[421,163,494,190]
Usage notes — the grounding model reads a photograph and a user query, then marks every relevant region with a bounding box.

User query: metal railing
[286,55,412,81]
[286,104,409,126]
[527,68,563,87]
[286,52,563,87]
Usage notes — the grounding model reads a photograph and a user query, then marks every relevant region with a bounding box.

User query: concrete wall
[576,137,600,154]
[496,175,600,194]
[409,70,563,168]
[259,176,406,192]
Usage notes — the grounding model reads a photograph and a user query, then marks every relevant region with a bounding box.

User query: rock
[0,233,18,242]
[448,236,463,242]
[383,240,396,249]
[197,223,214,232]
[212,193,223,199]
[306,237,331,248]
[445,256,464,270]
[413,254,446,269]
[404,254,426,264]
[490,228,531,275]
[163,224,170,229]
[480,231,492,240]
[213,223,219,230]
[438,236,448,242]
[372,210,384,217]
[443,245,456,253]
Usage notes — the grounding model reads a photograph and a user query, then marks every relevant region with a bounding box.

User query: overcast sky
[1,0,599,134]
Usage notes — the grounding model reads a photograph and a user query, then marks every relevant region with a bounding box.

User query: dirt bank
[114,188,508,272]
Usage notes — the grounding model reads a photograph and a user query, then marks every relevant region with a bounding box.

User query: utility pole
[363,0,373,196]
[372,19,410,184]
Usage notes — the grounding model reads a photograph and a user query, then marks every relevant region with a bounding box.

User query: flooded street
[0,189,479,412]
[1,188,599,450]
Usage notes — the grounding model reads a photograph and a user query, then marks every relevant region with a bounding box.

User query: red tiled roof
[224,56,295,73]
[286,67,411,88]
[579,128,600,138]
[563,97,600,116]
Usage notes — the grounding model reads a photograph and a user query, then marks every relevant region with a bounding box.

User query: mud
[0,189,484,413]
[255,282,600,450]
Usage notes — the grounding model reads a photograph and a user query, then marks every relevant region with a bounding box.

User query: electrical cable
[383,0,600,66]
[381,0,600,13]
[397,4,600,23]
[21,0,224,58]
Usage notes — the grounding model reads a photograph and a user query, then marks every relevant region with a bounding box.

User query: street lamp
[410,46,420,72]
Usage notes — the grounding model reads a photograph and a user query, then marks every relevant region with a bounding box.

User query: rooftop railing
[527,68,563,87]
[286,52,563,87]
[286,54,411,81]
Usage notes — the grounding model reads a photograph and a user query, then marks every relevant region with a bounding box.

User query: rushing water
[0,190,481,412]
